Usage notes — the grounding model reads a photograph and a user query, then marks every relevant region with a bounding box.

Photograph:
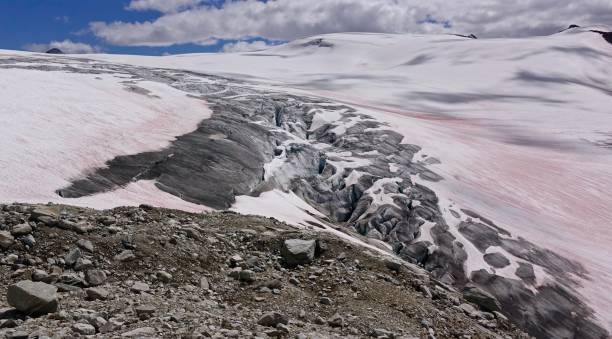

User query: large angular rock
[7,280,58,316]
[281,239,316,267]
[462,284,501,312]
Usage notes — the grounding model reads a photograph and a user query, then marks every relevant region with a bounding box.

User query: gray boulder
[281,239,316,267]
[7,280,58,316]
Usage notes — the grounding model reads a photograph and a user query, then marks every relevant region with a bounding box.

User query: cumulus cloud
[222,40,274,53]
[91,0,612,47]
[126,0,204,13]
[23,40,102,54]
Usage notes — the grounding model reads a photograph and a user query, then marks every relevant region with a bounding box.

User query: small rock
[228,267,242,279]
[11,223,32,236]
[276,323,290,334]
[130,281,150,293]
[31,269,49,282]
[76,239,94,252]
[157,270,173,283]
[59,272,83,286]
[100,318,123,334]
[20,234,36,247]
[6,331,29,339]
[420,285,433,298]
[98,216,116,226]
[384,259,403,272]
[229,254,244,267]
[319,297,332,305]
[493,311,509,322]
[327,313,344,328]
[73,222,94,234]
[122,327,156,337]
[72,323,96,335]
[370,328,396,338]
[7,280,58,316]
[114,250,136,262]
[281,239,316,267]
[91,317,108,330]
[0,231,15,248]
[30,206,58,222]
[0,319,18,329]
[258,312,289,327]
[74,258,93,271]
[85,269,107,286]
[86,287,110,300]
[64,248,81,267]
[420,319,431,328]
[135,305,156,320]
[238,269,256,283]
[458,303,479,317]
[200,276,210,290]
[5,254,18,264]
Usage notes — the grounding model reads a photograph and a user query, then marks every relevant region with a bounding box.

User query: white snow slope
[1,26,612,329]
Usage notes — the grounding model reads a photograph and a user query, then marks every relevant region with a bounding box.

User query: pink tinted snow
[0,69,211,211]
[343,99,612,329]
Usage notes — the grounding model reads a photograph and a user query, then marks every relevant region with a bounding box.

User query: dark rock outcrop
[45,48,63,54]
[590,30,612,45]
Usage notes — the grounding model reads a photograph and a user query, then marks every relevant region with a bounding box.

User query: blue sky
[1,0,609,55]
[0,0,266,55]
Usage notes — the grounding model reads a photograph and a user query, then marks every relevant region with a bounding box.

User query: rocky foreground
[0,203,531,338]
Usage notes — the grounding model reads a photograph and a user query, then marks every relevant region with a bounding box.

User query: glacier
[1,25,611,338]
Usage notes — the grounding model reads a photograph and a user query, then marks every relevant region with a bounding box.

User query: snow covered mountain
[1,25,611,338]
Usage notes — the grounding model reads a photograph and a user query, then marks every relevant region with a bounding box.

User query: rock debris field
[0,203,530,338]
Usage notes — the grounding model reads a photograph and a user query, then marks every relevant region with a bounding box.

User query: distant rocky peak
[45,48,64,54]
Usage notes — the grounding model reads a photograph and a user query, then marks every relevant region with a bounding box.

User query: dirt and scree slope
[0,203,531,338]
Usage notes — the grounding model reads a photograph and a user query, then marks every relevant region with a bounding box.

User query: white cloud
[23,40,102,54]
[126,0,204,13]
[90,0,612,47]
[222,40,274,53]
[54,15,70,23]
